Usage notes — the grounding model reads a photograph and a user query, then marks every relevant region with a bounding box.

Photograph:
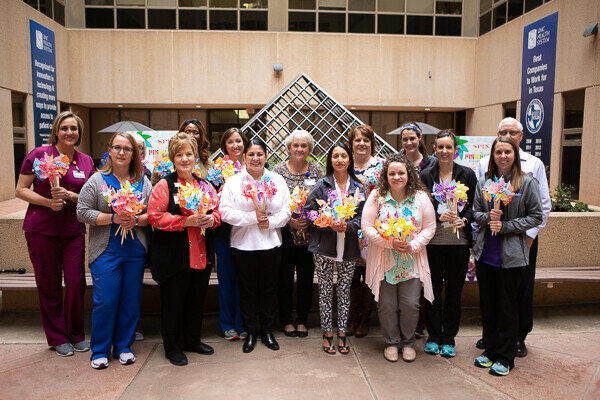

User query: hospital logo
[528,29,537,49]
[525,98,544,134]
[35,30,43,50]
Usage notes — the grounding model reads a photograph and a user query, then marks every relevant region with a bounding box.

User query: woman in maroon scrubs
[15,111,94,357]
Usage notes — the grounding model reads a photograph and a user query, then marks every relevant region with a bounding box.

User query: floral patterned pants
[313,253,356,332]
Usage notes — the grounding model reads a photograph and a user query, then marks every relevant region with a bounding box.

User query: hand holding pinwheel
[101,182,146,244]
[33,152,70,188]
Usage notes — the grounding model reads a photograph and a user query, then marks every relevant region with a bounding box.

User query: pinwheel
[177,181,219,235]
[32,152,70,188]
[307,187,362,238]
[101,181,146,244]
[482,176,519,236]
[432,179,470,238]
[206,156,242,185]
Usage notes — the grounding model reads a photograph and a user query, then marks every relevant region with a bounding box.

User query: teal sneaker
[474,354,493,368]
[489,362,510,376]
[440,344,456,358]
[424,342,440,355]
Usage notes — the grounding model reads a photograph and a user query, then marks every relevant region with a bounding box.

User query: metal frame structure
[211,74,397,165]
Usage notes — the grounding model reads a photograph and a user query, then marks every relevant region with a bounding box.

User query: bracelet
[111,213,115,224]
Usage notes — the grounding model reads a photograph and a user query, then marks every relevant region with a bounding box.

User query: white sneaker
[91,357,109,369]
[119,351,136,365]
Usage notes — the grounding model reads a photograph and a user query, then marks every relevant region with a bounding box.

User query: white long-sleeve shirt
[472,148,551,240]
[219,169,291,251]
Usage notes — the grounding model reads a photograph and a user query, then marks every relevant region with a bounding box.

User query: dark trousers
[231,247,281,334]
[278,230,315,326]
[476,261,524,369]
[25,233,86,347]
[159,265,212,354]
[518,237,538,342]
[425,245,470,346]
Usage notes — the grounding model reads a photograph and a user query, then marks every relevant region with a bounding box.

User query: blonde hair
[168,132,198,162]
[48,111,84,147]
[99,132,143,182]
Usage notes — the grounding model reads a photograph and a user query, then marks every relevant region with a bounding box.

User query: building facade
[1,0,598,204]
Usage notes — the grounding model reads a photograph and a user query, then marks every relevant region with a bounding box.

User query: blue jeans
[214,236,244,333]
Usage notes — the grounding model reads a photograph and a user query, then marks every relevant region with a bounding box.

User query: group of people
[16,111,550,376]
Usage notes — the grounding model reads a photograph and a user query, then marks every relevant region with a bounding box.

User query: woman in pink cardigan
[362,153,436,363]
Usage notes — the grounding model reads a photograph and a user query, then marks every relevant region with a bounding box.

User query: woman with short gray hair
[273,129,324,338]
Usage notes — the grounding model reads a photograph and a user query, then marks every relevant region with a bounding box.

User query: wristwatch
[134,215,139,226]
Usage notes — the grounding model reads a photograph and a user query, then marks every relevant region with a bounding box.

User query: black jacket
[305,174,365,261]
[150,172,216,285]
[419,160,478,243]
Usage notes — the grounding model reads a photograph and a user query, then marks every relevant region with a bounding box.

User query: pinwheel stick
[446,197,460,239]
[491,197,501,236]
[114,224,134,245]
[52,175,61,188]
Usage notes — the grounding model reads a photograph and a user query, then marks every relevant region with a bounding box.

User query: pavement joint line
[348,337,380,400]
[441,357,516,400]
[119,343,159,400]
[581,361,600,400]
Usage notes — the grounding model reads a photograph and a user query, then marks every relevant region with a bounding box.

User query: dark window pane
[479,11,491,35]
[210,110,238,124]
[288,11,316,31]
[240,10,267,30]
[378,14,404,34]
[564,91,585,129]
[86,8,115,28]
[179,9,207,29]
[435,16,461,36]
[210,10,237,30]
[117,8,145,28]
[507,0,523,21]
[212,0,236,7]
[179,0,206,5]
[148,9,175,29]
[86,0,114,4]
[14,143,27,187]
[406,15,433,35]
[54,0,65,26]
[561,146,581,198]
[23,0,39,8]
[319,12,345,32]
[40,0,52,17]
[503,101,517,118]
[525,0,543,12]
[349,13,374,33]
[289,0,315,9]
[436,1,462,15]
[493,3,506,29]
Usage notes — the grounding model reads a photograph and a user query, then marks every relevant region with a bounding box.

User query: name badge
[174,182,181,187]
[73,170,85,179]
[304,178,316,186]
[173,195,179,203]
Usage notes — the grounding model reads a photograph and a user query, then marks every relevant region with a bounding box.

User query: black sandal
[323,334,336,355]
[337,332,350,355]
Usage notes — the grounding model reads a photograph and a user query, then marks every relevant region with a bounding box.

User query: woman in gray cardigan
[77,132,152,370]
[471,136,543,377]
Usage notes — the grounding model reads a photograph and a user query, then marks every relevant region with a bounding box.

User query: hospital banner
[520,12,558,167]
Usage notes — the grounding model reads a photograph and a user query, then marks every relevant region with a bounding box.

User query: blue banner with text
[520,12,558,167]
[29,20,58,147]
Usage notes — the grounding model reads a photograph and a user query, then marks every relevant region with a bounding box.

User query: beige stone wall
[579,86,600,205]
[0,89,16,201]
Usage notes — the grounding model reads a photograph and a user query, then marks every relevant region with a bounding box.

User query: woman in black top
[419,130,477,358]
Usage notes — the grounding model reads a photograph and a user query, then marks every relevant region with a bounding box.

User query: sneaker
[119,352,136,365]
[424,342,440,355]
[55,343,74,357]
[73,340,90,352]
[135,331,145,341]
[224,329,239,341]
[474,354,493,368]
[440,344,456,358]
[91,357,109,369]
[238,331,248,340]
[489,362,510,376]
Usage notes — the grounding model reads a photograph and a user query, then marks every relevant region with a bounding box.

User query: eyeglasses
[498,130,521,136]
[110,145,134,154]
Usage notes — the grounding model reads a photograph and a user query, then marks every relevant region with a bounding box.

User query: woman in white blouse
[219,139,292,353]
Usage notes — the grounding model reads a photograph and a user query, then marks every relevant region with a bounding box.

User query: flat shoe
[184,342,214,355]
[384,346,398,362]
[295,330,308,338]
[166,351,188,366]
[402,347,416,362]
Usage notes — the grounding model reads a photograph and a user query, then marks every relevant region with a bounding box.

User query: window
[507,0,524,21]
[561,90,585,199]
[378,0,403,12]
[378,14,404,34]
[492,2,506,29]
[319,12,345,32]
[349,0,374,11]
[480,0,552,36]
[240,10,268,30]
[407,15,433,35]
[289,0,315,9]
[148,9,176,29]
[179,9,207,29]
[348,13,374,33]
[436,15,461,36]
[117,8,145,28]
[12,93,27,185]
[22,0,66,26]
[289,11,316,31]
[503,101,517,119]
[210,10,237,30]
[525,0,543,12]
[86,8,115,28]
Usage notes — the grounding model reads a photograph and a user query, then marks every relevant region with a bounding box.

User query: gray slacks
[377,278,422,348]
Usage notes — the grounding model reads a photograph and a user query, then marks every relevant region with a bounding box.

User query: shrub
[551,184,593,212]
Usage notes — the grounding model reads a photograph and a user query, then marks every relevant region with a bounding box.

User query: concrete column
[0,88,16,200]
[578,86,600,206]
